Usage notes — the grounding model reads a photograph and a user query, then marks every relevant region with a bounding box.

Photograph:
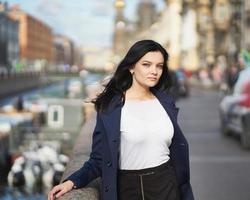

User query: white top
[119,98,174,170]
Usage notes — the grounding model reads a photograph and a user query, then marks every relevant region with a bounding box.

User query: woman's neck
[125,85,154,100]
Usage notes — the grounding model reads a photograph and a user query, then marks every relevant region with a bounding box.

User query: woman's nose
[150,66,157,74]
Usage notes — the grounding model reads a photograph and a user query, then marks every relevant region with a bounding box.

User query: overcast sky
[6,0,165,48]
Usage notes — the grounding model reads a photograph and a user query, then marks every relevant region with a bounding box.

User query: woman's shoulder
[152,88,176,105]
[96,93,123,115]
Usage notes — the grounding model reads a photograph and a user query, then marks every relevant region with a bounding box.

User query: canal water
[0,73,103,200]
[0,186,45,200]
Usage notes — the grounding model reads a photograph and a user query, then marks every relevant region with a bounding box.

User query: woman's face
[130,51,164,89]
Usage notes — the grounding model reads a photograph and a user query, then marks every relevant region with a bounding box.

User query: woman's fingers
[48,181,74,200]
[55,188,67,198]
[48,185,61,200]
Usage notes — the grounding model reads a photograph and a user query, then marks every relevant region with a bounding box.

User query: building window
[48,105,64,128]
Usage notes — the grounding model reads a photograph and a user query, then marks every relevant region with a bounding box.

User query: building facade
[137,0,158,32]
[241,0,250,50]
[9,5,53,67]
[52,34,75,69]
[113,0,127,60]
[113,0,245,71]
[0,2,19,71]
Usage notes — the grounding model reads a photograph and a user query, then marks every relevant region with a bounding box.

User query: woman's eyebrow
[142,60,151,63]
[142,60,164,64]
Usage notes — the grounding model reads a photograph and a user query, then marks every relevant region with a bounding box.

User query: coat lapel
[100,89,179,161]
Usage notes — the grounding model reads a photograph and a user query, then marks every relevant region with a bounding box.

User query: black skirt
[117,160,180,200]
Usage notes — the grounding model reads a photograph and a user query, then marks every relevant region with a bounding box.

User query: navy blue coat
[65,88,194,200]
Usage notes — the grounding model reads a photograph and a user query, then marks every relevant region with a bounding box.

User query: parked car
[168,69,190,101]
[175,69,189,97]
[219,75,250,149]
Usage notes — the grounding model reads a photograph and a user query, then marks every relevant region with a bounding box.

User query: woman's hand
[48,180,74,200]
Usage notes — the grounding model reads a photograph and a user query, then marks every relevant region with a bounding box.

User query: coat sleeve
[180,181,194,200]
[63,112,103,188]
[171,119,195,200]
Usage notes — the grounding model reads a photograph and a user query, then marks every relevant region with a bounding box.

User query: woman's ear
[129,67,134,74]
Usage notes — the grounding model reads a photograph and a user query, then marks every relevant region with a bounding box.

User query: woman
[48,40,194,200]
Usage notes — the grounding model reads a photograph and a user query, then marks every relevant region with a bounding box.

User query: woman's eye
[142,63,150,67]
[157,65,163,69]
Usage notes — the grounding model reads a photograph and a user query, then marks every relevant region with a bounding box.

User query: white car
[219,71,250,149]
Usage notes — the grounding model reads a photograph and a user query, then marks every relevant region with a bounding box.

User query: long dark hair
[92,40,171,112]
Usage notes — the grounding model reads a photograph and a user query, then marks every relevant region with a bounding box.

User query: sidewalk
[189,77,220,91]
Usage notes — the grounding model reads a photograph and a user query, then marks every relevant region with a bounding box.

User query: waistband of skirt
[118,160,173,176]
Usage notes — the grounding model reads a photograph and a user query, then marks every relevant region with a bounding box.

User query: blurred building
[0,2,19,71]
[137,0,158,32]
[73,45,84,69]
[113,0,246,72]
[53,34,84,71]
[82,47,114,72]
[53,34,74,67]
[228,0,242,64]
[242,0,250,50]
[180,0,199,70]
[8,5,53,67]
[113,0,127,60]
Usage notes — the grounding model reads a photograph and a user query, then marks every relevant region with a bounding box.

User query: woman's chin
[145,83,158,88]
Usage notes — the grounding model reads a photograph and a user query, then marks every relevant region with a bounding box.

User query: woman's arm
[180,182,194,200]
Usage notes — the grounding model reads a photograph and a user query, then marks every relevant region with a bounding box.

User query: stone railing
[59,104,100,200]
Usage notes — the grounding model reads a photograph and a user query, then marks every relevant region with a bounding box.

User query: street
[177,87,250,200]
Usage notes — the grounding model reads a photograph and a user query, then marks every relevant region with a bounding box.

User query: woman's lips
[148,77,157,81]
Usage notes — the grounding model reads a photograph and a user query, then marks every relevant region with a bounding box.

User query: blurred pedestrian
[14,96,24,112]
[168,69,180,101]
[234,49,250,94]
[48,40,194,200]
[226,65,239,92]
[211,64,222,85]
